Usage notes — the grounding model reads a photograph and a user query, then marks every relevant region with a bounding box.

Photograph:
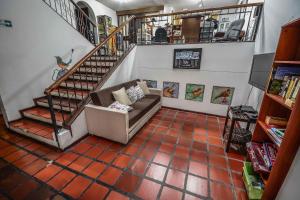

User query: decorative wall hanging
[173,48,202,69]
[211,86,235,105]
[163,81,179,98]
[185,84,205,102]
[144,80,157,88]
[52,49,74,81]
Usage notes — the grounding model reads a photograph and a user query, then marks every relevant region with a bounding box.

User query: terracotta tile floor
[0,108,248,200]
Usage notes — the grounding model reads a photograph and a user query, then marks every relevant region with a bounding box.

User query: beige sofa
[85,79,162,144]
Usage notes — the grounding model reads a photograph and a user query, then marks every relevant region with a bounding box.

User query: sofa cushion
[128,94,161,127]
[91,79,139,107]
[112,87,132,105]
[137,81,150,94]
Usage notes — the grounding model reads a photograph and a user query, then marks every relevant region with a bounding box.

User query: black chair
[152,27,168,44]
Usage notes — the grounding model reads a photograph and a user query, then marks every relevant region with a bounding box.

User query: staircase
[9,14,136,149]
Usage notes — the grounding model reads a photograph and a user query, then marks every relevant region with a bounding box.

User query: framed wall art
[144,79,158,88]
[185,84,205,102]
[173,48,202,69]
[163,81,179,98]
[211,86,235,105]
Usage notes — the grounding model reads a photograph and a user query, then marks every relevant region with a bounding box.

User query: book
[265,116,288,126]
[285,77,296,99]
[246,142,270,173]
[270,128,285,138]
[274,66,300,79]
[281,78,291,97]
[264,143,277,167]
[291,79,300,101]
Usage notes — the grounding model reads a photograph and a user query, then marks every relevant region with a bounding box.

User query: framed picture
[185,84,205,102]
[144,80,157,88]
[173,48,202,69]
[211,86,235,105]
[163,81,179,98]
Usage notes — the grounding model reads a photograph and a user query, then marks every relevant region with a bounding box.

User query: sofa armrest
[149,88,162,97]
[85,104,129,144]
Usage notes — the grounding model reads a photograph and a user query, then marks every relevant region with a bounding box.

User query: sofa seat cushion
[128,94,161,127]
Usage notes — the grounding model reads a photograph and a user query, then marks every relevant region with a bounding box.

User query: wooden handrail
[135,2,264,19]
[45,15,135,95]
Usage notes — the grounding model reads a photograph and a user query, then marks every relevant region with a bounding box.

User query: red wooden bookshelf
[251,18,300,199]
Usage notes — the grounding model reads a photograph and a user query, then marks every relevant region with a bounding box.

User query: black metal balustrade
[42,0,97,44]
[131,3,263,45]
[44,16,136,147]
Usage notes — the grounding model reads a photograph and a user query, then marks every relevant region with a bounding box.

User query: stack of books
[267,128,285,146]
[269,66,300,106]
[265,116,287,146]
[246,142,277,174]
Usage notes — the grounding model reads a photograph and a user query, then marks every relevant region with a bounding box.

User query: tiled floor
[0,108,248,200]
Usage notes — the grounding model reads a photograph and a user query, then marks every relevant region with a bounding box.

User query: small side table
[222,105,257,152]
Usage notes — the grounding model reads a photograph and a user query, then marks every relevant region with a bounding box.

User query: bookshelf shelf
[274,60,300,65]
[257,120,280,149]
[250,18,300,200]
[266,93,292,110]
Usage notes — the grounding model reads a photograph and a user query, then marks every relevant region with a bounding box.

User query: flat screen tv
[249,53,275,90]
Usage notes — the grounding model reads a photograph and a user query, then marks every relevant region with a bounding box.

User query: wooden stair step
[83,61,114,67]
[22,106,70,126]
[10,118,55,141]
[60,80,97,90]
[51,88,89,100]
[90,53,123,61]
[77,67,109,74]
[35,96,80,112]
[69,74,102,82]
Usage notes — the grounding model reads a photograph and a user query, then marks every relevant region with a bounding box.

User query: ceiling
[97,0,239,12]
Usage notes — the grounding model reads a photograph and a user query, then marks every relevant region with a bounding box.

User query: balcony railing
[42,0,97,44]
[133,3,263,45]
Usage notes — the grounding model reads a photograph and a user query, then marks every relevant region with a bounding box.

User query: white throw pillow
[135,85,145,100]
[126,86,138,103]
[112,87,132,105]
[137,81,150,94]
[108,101,133,112]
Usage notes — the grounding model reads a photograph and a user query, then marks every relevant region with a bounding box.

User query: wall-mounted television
[173,48,202,69]
[249,53,275,90]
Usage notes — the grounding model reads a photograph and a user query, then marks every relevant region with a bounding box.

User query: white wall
[0,0,94,122]
[132,43,255,116]
[74,0,118,26]
[102,46,137,89]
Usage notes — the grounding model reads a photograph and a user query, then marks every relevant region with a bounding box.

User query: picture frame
[211,86,235,105]
[163,81,179,98]
[144,80,158,88]
[185,84,205,102]
[173,48,202,69]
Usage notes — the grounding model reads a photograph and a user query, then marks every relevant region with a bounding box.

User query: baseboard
[161,106,226,118]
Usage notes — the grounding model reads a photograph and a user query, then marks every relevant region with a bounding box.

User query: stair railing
[42,0,97,44]
[44,16,136,145]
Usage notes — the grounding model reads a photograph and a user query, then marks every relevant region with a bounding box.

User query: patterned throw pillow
[126,86,138,103]
[108,101,133,112]
[135,85,145,100]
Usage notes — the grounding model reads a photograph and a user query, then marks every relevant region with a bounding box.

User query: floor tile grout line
[0,157,72,200]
